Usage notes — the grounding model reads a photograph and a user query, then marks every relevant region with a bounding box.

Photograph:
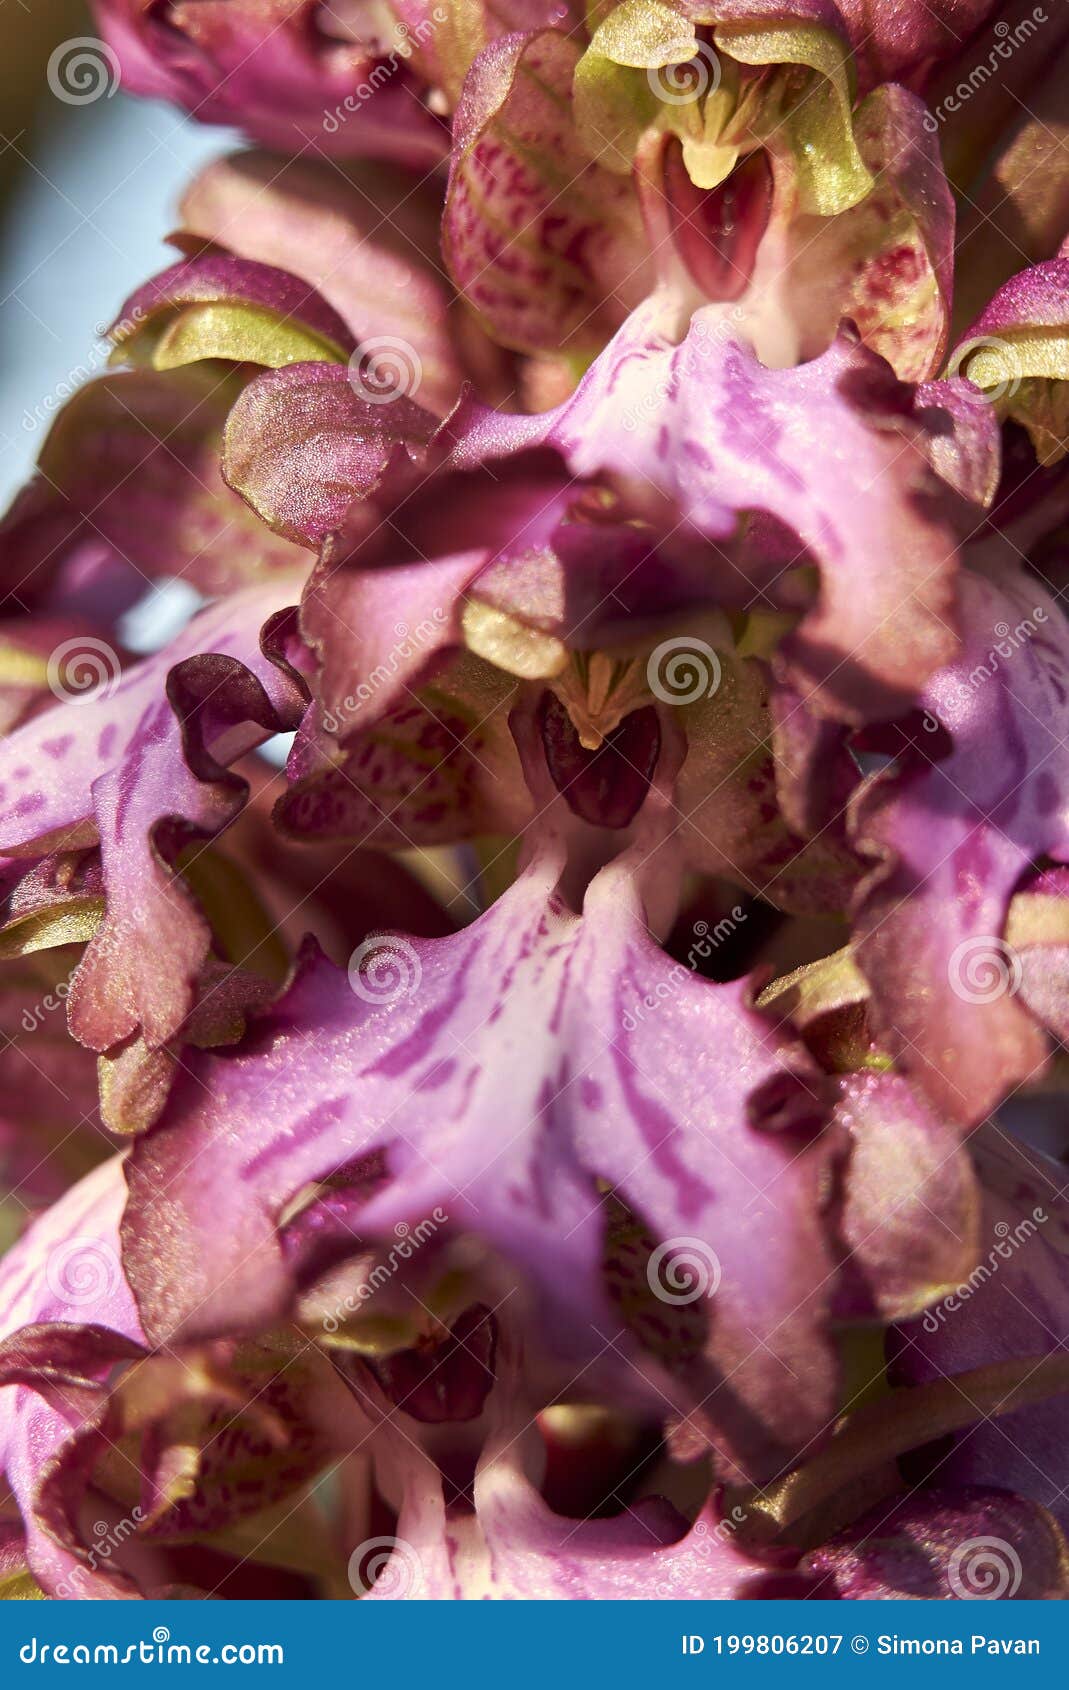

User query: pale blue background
[0,92,232,508]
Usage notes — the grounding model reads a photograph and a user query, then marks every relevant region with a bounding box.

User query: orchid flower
[0,0,1068,1602]
[95,0,449,165]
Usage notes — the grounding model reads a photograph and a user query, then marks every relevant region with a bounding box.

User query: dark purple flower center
[538,691,661,829]
[362,1305,497,1424]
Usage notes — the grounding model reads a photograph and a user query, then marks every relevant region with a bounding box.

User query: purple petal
[94,0,447,167]
[365,1431,805,1599]
[0,581,307,1053]
[452,299,965,721]
[125,841,838,1477]
[0,1159,144,1598]
[851,569,1069,1123]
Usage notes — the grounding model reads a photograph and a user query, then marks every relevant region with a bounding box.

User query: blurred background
[0,0,233,506]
